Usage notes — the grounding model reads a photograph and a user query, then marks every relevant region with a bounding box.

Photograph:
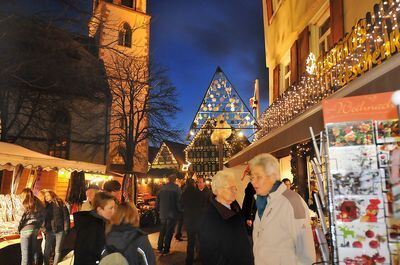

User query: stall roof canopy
[0,142,106,173]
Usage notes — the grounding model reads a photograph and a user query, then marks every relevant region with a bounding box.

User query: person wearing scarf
[249,154,316,265]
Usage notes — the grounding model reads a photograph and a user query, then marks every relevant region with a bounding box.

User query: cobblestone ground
[148,232,202,265]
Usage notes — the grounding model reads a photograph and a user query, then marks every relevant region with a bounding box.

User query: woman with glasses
[198,170,254,265]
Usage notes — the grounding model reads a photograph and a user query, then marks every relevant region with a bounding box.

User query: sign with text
[322,92,397,124]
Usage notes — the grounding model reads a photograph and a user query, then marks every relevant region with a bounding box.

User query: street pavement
[148,231,202,265]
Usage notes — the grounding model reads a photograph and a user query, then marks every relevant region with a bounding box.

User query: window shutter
[297,26,310,78]
[266,0,273,23]
[273,66,280,101]
[290,41,298,85]
[330,0,344,44]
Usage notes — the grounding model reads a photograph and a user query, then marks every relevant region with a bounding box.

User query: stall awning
[0,142,106,173]
[227,53,400,167]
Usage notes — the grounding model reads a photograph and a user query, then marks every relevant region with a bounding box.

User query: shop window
[310,7,331,58]
[121,0,135,8]
[279,156,294,181]
[318,17,332,56]
[118,23,132,48]
[48,109,70,159]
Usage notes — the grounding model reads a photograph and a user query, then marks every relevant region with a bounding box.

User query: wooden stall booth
[0,142,106,264]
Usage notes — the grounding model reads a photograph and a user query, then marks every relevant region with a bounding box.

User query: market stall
[0,142,107,261]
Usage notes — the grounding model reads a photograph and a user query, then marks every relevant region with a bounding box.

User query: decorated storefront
[226,1,400,263]
[227,0,400,199]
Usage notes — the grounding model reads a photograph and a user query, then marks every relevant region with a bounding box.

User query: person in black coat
[156,174,182,254]
[197,176,212,216]
[106,202,156,265]
[199,171,254,265]
[42,190,70,265]
[73,192,116,265]
[241,182,257,235]
[182,178,202,265]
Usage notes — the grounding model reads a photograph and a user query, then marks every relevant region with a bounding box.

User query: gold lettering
[390,29,400,53]
[372,48,381,65]
[314,12,399,90]
[334,101,392,115]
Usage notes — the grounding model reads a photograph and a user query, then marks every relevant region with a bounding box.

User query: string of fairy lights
[257,0,400,139]
[152,143,179,166]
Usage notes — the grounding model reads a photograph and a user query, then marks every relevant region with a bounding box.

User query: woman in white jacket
[249,153,316,265]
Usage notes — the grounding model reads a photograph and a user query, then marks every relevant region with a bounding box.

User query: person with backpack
[73,192,116,265]
[102,202,156,265]
[42,190,70,265]
[18,188,44,265]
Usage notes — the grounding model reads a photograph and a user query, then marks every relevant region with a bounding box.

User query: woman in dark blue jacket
[106,202,156,265]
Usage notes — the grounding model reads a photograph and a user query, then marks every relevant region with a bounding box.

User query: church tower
[89,0,150,174]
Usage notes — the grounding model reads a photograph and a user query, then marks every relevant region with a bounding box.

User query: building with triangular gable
[138,140,187,196]
[185,67,254,178]
[150,141,187,172]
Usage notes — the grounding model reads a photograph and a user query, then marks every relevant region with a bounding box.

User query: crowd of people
[18,152,316,265]
[156,153,316,265]
[18,180,155,265]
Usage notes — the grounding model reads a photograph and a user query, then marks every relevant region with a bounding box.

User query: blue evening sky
[148,0,269,137]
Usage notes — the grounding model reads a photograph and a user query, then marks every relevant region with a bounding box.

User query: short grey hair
[249,153,281,181]
[211,170,236,195]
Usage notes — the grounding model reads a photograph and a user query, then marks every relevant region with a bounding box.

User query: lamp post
[211,117,232,170]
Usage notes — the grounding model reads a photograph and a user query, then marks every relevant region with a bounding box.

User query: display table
[0,235,20,249]
[0,236,21,265]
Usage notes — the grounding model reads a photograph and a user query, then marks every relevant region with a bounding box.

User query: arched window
[48,109,70,159]
[121,0,135,8]
[118,23,132,48]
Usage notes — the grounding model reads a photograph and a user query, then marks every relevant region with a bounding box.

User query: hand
[246,220,253,227]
